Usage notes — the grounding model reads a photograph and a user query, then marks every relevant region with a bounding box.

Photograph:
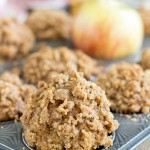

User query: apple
[71,0,144,59]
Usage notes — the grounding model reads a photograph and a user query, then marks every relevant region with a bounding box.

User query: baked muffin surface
[21,69,118,150]
[96,62,150,114]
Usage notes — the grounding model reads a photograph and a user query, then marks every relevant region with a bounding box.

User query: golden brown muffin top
[0,18,35,59]
[23,44,102,84]
[0,80,24,121]
[96,62,150,114]
[26,10,72,40]
[21,69,118,150]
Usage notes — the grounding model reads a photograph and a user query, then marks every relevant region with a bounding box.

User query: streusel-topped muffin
[96,62,150,114]
[141,48,150,70]
[23,44,102,84]
[0,72,36,121]
[26,10,72,40]
[0,18,35,59]
[21,69,118,150]
[0,81,24,121]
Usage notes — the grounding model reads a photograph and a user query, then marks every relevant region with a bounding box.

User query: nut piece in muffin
[0,18,35,59]
[21,69,118,150]
[141,48,150,70]
[139,3,150,34]
[0,71,36,121]
[23,44,102,84]
[96,62,150,114]
[26,10,72,40]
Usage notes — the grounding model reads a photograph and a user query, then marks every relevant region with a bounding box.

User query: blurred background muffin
[0,80,24,121]
[96,62,150,114]
[0,71,36,102]
[23,44,102,84]
[139,1,150,35]
[141,48,150,69]
[0,71,36,121]
[0,18,35,60]
[26,10,72,40]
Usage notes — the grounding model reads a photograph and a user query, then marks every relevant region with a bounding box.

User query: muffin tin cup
[22,133,34,150]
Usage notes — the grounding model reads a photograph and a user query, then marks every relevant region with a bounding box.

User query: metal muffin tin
[0,114,150,150]
[0,36,150,150]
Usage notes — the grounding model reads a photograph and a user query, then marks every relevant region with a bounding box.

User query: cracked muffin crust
[0,72,36,121]
[23,44,102,84]
[96,62,150,114]
[0,18,35,59]
[21,69,118,150]
[141,48,150,70]
[26,10,72,40]
[139,4,150,34]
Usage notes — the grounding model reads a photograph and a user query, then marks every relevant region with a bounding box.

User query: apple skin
[71,0,144,59]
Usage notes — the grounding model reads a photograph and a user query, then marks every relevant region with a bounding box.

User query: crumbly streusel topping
[23,44,102,84]
[96,62,150,114]
[0,71,23,86]
[139,5,150,34]
[0,72,36,121]
[21,69,118,150]
[26,10,72,40]
[0,80,24,121]
[141,48,150,70]
[0,18,35,59]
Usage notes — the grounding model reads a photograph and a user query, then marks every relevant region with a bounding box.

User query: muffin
[0,71,23,86]
[0,80,25,121]
[21,69,118,150]
[26,10,72,40]
[23,44,102,84]
[96,62,150,114]
[0,71,36,98]
[0,18,35,59]
[0,72,36,121]
[139,4,150,34]
[141,48,150,70]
